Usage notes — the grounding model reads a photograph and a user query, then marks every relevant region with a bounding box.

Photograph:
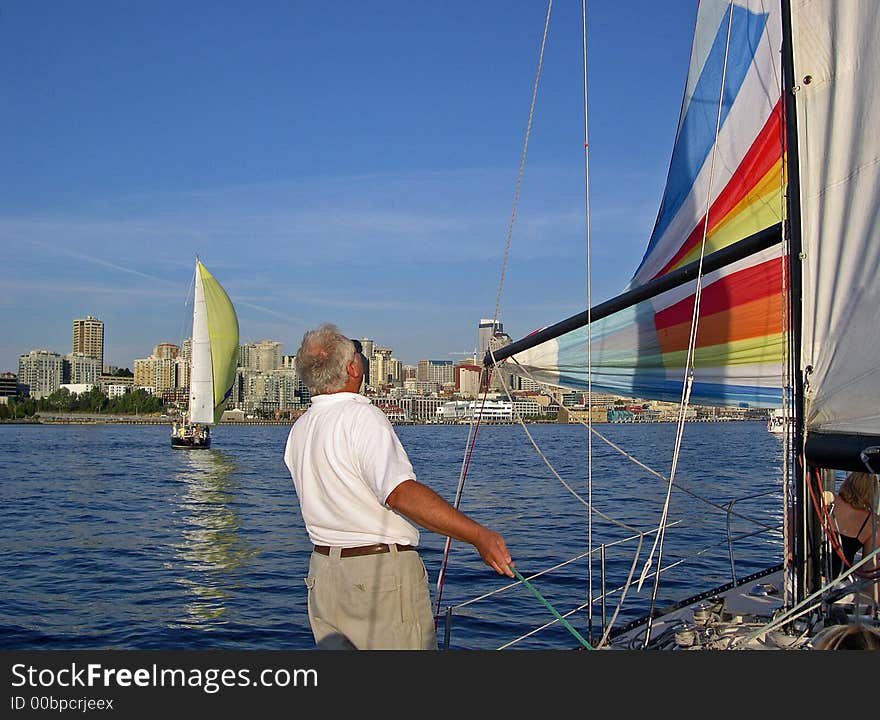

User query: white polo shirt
[283,392,420,547]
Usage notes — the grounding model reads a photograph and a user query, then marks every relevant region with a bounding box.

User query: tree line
[0,387,165,420]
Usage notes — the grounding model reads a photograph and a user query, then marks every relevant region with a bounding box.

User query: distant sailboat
[171,259,239,450]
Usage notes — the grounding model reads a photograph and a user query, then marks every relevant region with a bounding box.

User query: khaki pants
[305,545,438,650]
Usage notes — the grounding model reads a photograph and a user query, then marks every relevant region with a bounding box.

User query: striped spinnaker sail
[189,261,240,425]
[506,0,786,408]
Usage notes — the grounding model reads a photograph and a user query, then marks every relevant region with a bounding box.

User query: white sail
[188,265,215,425]
[794,1,880,439]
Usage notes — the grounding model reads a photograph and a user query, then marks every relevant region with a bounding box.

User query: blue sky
[1,1,698,372]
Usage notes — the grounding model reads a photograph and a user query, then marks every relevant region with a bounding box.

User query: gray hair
[295,323,356,395]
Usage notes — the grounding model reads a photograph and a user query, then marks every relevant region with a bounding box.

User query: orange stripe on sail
[656,291,783,354]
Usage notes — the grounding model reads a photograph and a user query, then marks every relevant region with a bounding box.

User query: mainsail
[188,260,239,425]
[500,0,786,410]
[792,3,880,444]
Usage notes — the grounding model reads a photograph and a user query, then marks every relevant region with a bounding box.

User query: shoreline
[2,415,767,427]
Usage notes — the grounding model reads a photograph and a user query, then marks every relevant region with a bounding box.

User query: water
[0,421,784,650]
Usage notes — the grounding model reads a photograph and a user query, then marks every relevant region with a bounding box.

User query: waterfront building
[417,359,454,385]
[60,383,95,396]
[18,349,63,399]
[403,379,441,396]
[63,352,100,384]
[72,316,104,372]
[374,402,409,424]
[105,384,130,399]
[369,347,398,388]
[455,363,483,397]
[436,399,513,423]
[233,366,309,415]
[240,340,282,372]
[133,344,179,394]
[176,339,191,389]
[98,373,134,393]
[0,372,18,402]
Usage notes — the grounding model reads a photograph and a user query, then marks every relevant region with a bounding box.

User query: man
[284,323,513,650]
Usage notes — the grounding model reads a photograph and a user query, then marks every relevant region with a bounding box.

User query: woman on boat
[829,472,879,579]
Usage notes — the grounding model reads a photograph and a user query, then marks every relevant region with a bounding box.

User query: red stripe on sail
[654,256,783,331]
[653,98,783,280]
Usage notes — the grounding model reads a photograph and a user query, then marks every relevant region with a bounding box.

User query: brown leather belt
[312,543,416,558]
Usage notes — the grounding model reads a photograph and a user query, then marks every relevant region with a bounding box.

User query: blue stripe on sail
[634,5,769,277]
[554,370,782,410]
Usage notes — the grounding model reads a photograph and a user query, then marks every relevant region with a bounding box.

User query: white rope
[639,2,738,644]
[580,0,596,641]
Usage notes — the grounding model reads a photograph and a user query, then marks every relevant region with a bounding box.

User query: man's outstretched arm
[386,479,514,577]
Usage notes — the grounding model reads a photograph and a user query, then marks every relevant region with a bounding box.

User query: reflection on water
[170,449,257,629]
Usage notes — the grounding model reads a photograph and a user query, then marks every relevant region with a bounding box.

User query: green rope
[511,567,594,650]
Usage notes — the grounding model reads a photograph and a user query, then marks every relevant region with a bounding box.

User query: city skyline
[7,312,493,376]
[1,2,698,374]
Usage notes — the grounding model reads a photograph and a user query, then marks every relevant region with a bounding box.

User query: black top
[830,511,870,578]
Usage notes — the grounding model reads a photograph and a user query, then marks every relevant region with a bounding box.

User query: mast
[780,0,814,603]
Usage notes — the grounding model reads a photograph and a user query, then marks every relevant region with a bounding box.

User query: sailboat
[171,259,240,450]
[466,0,879,649]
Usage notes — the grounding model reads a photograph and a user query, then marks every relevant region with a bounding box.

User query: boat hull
[170,436,211,449]
[170,424,211,449]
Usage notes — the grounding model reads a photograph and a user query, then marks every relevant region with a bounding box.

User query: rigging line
[491,0,552,328]
[433,370,494,625]
[499,533,743,650]
[481,522,768,650]
[507,356,777,531]
[806,468,851,575]
[449,522,680,611]
[510,567,594,650]
[640,0,737,644]
[489,356,644,647]
[581,0,595,642]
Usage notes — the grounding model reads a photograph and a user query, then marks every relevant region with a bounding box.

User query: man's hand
[473,527,514,577]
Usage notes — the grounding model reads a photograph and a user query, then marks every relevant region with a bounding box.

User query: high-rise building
[369,347,398,388]
[72,316,104,372]
[240,340,282,372]
[477,318,503,360]
[417,359,454,384]
[133,343,180,393]
[18,349,63,399]
[63,352,100,384]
